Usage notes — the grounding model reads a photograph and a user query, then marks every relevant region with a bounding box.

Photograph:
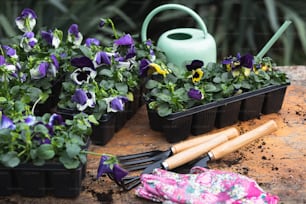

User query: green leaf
[51,137,65,148]
[88,115,99,125]
[66,143,81,158]
[213,76,222,83]
[0,97,7,103]
[157,103,172,117]
[100,69,113,77]
[158,93,172,102]
[204,83,219,92]
[145,80,160,89]
[115,83,128,94]
[0,151,20,167]
[79,45,92,57]
[34,124,49,134]
[37,144,55,160]
[59,153,80,169]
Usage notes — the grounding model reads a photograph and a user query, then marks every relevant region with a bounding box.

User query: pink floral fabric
[135,167,279,204]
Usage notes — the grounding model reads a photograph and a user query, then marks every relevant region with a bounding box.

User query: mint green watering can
[141,4,217,68]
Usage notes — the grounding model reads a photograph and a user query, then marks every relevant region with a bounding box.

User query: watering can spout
[141,4,217,68]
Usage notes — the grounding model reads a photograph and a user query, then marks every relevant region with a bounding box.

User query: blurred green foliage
[1,0,305,65]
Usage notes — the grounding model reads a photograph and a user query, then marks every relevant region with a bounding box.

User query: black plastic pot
[0,163,85,198]
[56,108,117,146]
[34,77,64,116]
[262,86,287,114]
[90,113,116,145]
[147,84,289,142]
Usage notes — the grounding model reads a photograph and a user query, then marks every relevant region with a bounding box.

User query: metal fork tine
[121,163,151,171]
[117,150,162,161]
[119,156,159,166]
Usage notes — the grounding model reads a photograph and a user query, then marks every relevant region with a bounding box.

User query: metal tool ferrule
[161,161,169,170]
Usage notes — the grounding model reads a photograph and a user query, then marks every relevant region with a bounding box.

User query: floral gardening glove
[135,166,279,204]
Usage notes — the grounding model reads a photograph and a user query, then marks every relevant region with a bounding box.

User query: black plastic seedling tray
[147,84,289,143]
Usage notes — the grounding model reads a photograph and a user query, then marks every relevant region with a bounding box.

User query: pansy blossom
[186,60,204,83]
[93,51,111,67]
[70,56,97,85]
[222,53,254,76]
[41,29,62,48]
[67,24,83,47]
[2,45,18,59]
[71,89,96,111]
[139,59,169,77]
[0,55,17,81]
[85,38,100,47]
[188,88,203,100]
[30,61,49,79]
[15,8,37,32]
[104,96,129,112]
[0,112,15,130]
[20,31,37,52]
[97,155,128,183]
[114,34,134,46]
[145,39,156,61]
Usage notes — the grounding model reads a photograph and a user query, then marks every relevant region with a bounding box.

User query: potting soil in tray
[147,84,289,143]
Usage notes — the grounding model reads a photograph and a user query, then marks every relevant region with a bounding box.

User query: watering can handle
[141,4,208,42]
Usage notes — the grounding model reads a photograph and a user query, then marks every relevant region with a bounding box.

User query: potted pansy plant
[0,8,131,197]
[56,19,141,145]
[138,41,289,143]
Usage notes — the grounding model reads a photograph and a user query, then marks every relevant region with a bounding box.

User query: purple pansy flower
[67,24,83,46]
[30,61,49,79]
[50,54,59,70]
[24,115,36,126]
[139,58,151,77]
[145,40,156,61]
[222,53,253,76]
[70,57,97,85]
[0,55,5,65]
[125,45,136,59]
[188,88,203,100]
[93,51,111,67]
[41,30,61,48]
[85,38,100,47]
[99,19,105,28]
[15,8,37,32]
[71,89,96,111]
[240,53,254,69]
[70,67,97,85]
[48,113,65,126]
[0,112,15,130]
[97,155,128,182]
[41,30,53,45]
[71,56,94,68]
[186,60,204,71]
[2,45,18,58]
[105,96,129,112]
[24,115,51,144]
[0,55,17,81]
[222,53,241,71]
[114,34,134,46]
[20,31,37,52]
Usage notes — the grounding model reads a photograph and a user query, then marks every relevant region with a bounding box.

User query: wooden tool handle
[171,127,239,154]
[210,120,278,160]
[163,132,234,170]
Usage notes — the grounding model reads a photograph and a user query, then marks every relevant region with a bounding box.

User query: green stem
[81,150,113,157]
[31,96,42,115]
[108,19,118,39]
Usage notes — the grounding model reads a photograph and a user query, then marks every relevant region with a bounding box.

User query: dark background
[1,0,306,65]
